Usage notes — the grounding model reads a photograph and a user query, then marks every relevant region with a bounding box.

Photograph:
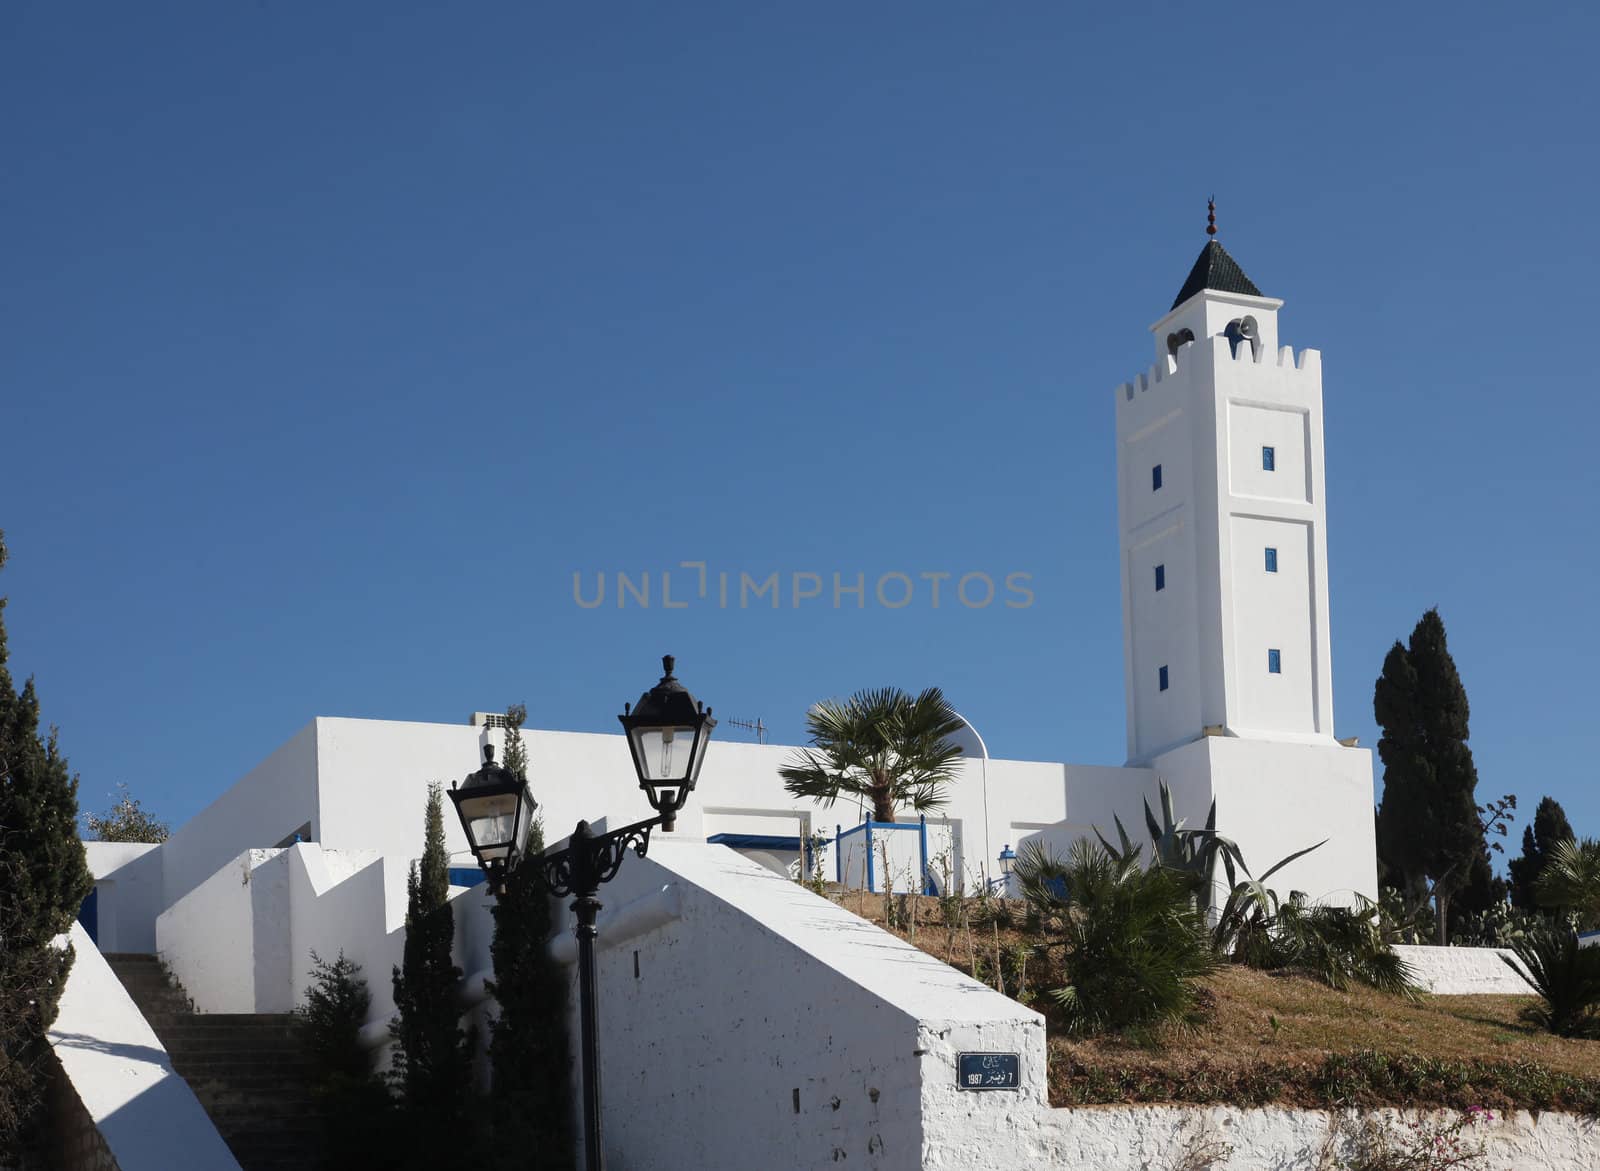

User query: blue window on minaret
[1158,665,1169,691]
[1154,564,1165,591]
[1264,548,1278,573]
[1262,446,1276,471]
[1267,649,1282,674]
[1152,464,1163,491]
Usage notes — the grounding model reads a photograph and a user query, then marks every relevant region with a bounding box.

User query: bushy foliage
[1256,897,1417,997]
[1017,838,1217,1037]
[484,705,574,1170]
[1055,1048,1600,1114]
[1085,780,1409,997]
[300,952,396,1169]
[1509,797,1574,910]
[85,782,169,843]
[390,782,476,1164]
[1449,900,1565,949]
[1325,1108,1492,1171]
[779,687,965,823]
[0,530,93,1156]
[1535,838,1600,931]
[1502,930,1600,1039]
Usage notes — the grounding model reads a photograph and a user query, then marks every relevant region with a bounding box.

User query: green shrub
[300,951,397,1169]
[1257,897,1417,997]
[1502,930,1600,1038]
[1018,839,1217,1037]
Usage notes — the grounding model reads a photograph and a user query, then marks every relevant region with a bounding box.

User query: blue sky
[3,3,1597,855]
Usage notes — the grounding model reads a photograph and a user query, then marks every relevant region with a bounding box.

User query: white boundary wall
[1014,1104,1600,1170]
[1394,945,1531,996]
[84,841,163,954]
[49,923,241,1171]
[572,840,1046,1169]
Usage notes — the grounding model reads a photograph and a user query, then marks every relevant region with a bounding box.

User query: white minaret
[1115,207,1336,765]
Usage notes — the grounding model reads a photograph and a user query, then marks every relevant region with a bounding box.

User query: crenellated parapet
[1115,335,1321,409]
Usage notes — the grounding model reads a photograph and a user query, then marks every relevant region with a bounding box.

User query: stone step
[103,950,333,1171]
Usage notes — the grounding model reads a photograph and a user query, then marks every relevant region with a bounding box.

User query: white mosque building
[61,226,1388,1171]
[84,220,1379,963]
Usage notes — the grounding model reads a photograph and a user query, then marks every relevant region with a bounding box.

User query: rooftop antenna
[725,716,768,744]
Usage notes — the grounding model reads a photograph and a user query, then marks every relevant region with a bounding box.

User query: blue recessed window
[1262,446,1276,471]
[1267,649,1282,674]
[1152,464,1163,491]
[1158,665,1169,691]
[1264,547,1278,573]
[1154,564,1166,591]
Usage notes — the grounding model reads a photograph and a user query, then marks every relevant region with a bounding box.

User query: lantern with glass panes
[616,655,716,831]
[446,654,717,1171]
[446,744,536,894]
[997,843,1017,896]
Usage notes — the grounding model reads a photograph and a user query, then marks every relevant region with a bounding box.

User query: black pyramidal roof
[1170,239,1263,309]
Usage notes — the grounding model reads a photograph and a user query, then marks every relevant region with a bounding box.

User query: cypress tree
[390,782,474,1166]
[0,530,93,1152]
[485,705,574,1170]
[1373,608,1483,945]
[301,952,396,1169]
[1509,796,1575,911]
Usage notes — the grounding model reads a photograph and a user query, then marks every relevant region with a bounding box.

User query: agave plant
[1095,779,1246,903]
[1502,930,1600,1038]
[1209,836,1327,959]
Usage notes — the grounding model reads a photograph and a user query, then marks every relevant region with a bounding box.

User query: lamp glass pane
[630,724,698,784]
[688,726,711,787]
[512,786,535,857]
[460,791,518,856]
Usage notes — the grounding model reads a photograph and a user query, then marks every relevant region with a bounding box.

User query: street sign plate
[956,1052,1019,1090]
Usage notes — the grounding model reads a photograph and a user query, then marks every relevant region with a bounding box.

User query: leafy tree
[1509,797,1574,911]
[1373,609,1493,946]
[300,951,396,1169]
[0,530,93,1155]
[1015,838,1217,1038]
[86,782,169,843]
[484,704,574,1170]
[390,782,474,1166]
[779,687,965,824]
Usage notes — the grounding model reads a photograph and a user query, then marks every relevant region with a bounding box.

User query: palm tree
[778,687,966,824]
[1537,838,1600,930]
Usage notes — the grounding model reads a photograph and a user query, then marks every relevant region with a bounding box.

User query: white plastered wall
[1151,736,1378,905]
[84,841,164,954]
[573,839,1046,1170]
[1118,289,1335,763]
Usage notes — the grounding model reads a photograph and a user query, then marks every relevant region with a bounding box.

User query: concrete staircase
[103,954,325,1171]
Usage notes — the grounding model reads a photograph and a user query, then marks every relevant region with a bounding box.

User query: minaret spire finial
[1206,195,1217,239]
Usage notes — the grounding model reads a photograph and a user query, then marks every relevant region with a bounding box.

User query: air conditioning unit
[469,712,512,729]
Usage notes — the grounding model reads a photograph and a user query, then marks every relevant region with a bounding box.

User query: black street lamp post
[449,655,715,1171]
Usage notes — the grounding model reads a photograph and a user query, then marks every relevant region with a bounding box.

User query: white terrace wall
[49,923,241,1171]
[1395,945,1531,996]
[156,848,292,1013]
[157,839,498,1057]
[159,722,319,909]
[84,841,163,954]
[114,713,1373,966]
[1018,1104,1599,1170]
[574,839,1045,1170]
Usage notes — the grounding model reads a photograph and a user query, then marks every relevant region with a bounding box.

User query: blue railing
[834,815,935,895]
